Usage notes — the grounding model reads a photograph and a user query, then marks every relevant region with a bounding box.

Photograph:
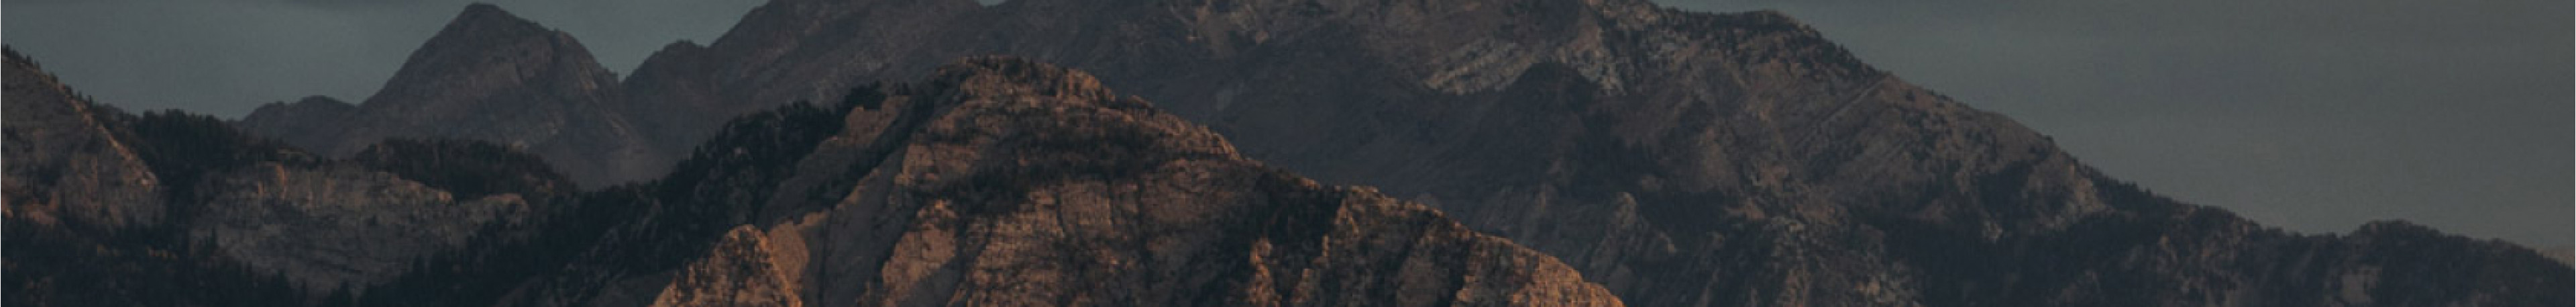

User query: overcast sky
[5,0,2568,247]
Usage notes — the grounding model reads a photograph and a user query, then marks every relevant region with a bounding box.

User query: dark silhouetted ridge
[236,3,661,185]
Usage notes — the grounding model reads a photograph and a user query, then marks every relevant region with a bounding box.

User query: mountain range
[9,0,2569,306]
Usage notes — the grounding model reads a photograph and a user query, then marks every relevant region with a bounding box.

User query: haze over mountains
[7,0,2570,306]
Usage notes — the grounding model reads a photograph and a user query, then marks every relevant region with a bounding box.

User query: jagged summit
[237,3,659,185]
[446,3,541,32]
[456,3,515,21]
[368,2,610,116]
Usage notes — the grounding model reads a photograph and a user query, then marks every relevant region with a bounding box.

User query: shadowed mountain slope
[237,4,660,185]
[600,0,2572,305]
[36,0,2573,304]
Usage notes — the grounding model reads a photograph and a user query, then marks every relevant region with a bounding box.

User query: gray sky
[5,0,2568,246]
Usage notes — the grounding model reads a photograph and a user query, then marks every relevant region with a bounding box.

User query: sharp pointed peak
[434,3,554,42]
[455,3,523,22]
[377,1,606,93]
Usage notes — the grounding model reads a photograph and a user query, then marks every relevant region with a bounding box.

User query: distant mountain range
[10,0,2569,306]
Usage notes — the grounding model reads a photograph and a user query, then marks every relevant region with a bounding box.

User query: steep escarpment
[236,4,659,185]
[500,58,1621,307]
[2,48,164,232]
[608,0,2571,305]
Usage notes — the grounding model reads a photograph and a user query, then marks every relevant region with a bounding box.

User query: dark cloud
[3,0,2566,246]
[1666,0,2573,246]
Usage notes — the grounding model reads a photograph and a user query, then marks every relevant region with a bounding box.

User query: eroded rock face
[511,58,1621,307]
[237,4,659,185]
[1,48,164,231]
[649,226,804,307]
[190,162,537,291]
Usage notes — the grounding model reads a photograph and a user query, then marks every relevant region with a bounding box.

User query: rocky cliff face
[2,48,165,232]
[502,57,1621,307]
[188,161,541,291]
[606,0,2571,305]
[236,3,659,185]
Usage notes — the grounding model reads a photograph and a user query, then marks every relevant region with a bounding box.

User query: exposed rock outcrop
[1,48,164,232]
[504,58,1622,307]
[189,162,539,290]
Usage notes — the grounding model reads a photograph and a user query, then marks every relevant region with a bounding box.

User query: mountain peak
[244,3,655,185]
[374,3,600,108]
[449,3,541,34]
[459,3,506,15]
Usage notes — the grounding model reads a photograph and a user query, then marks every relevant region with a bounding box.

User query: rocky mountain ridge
[9,47,1624,306]
[34,0,2576,306]
[584,0,2572,305]
[237,3,659,185]
[6,48,581,305]
[497,56,1621,307]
